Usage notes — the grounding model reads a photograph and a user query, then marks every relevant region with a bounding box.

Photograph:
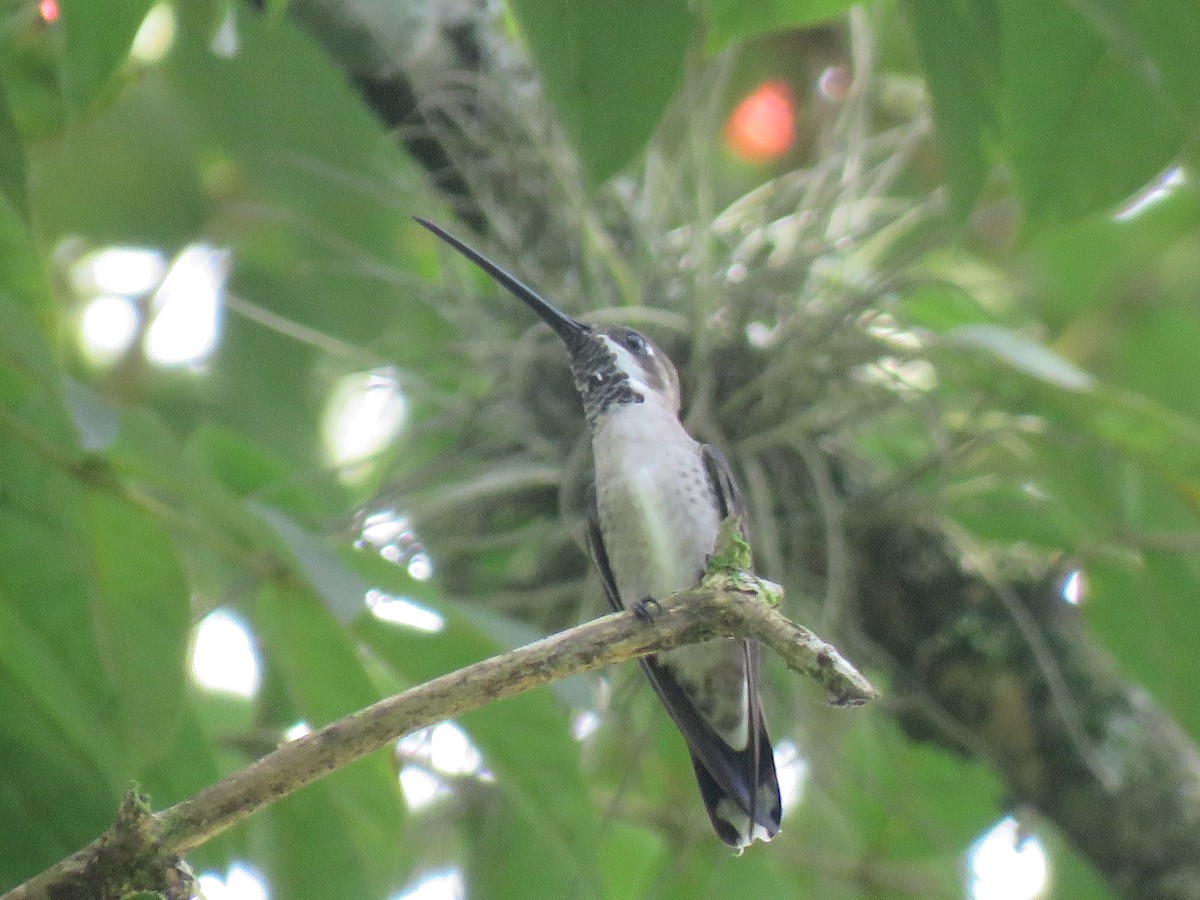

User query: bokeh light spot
[970,816,1049,900]
[130,2,177,64]
[323,368,407,477]
[81,295,140,363]
[393,869,465,900]
[80,246,167,297]
[1061,569,1086,605]
[366,589,445,633]
[726,80,796,162]
[191,609,261,698]
[145,243,229,367]
[1113,166,1186,222]
[399,765,447,811]
[773,739,810,813]
[197,863,268,900]
[817,65,852,102]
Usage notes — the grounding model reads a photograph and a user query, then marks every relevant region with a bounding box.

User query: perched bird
[416,218,782,849]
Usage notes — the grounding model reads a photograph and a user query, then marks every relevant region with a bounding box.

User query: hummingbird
[416,218,782,849]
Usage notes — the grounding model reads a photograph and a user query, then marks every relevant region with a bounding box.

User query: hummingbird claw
[633,596,661,622]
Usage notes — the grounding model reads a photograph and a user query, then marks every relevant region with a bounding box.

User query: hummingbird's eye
[624,331,648,354]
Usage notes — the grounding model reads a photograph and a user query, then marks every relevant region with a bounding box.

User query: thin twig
[3,578,876,900]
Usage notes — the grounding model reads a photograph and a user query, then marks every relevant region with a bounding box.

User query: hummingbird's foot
[633,596,661,622]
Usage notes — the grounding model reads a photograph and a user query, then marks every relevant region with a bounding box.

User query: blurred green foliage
[0,0,1197,898]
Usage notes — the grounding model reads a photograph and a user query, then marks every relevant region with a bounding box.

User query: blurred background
[1,0,1199,898]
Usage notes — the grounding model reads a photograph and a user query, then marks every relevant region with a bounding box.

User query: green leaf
[264,0,292,21]
[137,704,223,808]
[947,325,1095,392]
[255,583,410,895]
[58,0,155,115]
[949,482,1088,549]
[506,0,693,184]
[657,841,798,900]
[1,17,69,139]
[997,0,1184,228]
[780,715,999,898]
[599,822,665,900]
[255,505,368,621]
[898,280,997,331]
[851,721,1001,855]
[704,0,856,50]
[0,184,135,890]
[0,597,125,781]
[0,192,54,323]
[256,583,384,726]
[704,850,795,898]
[1038,384,1200,495]
[0,205,122,751]
[1115,303,1200,424]
[137,703,244,875]
[104,406,273,565]
[944,326,1200,495]
[1023,178,1200,321]
[1066,0,1200,131]
[1047,826,1116,899]
[463,794,598,899]
[64,379,120,452]
[0,484,132,884]
[255,782,396,900]
[189,425,291,498]
[0,648,123,888]
[906,0,1192,226]
[30,80,206,246]
[904,0,1000,215]
[85,489,190,767]
[0,88,29,219]
[356,605,603,890]
[1087,552,1200,743]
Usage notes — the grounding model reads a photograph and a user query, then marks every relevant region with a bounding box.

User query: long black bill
[414,217,591,352]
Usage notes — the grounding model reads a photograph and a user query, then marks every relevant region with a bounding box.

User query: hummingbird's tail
[640,650,782,850]
[689,713,782,850]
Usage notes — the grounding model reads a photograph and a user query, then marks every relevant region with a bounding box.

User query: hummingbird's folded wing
[585,446,782,848]
[699,443,782,843]
[700,443,749,542]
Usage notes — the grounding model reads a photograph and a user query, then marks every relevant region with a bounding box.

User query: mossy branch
[3,568,875,900]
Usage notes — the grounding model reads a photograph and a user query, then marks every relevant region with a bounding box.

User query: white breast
[592,398,749,749]
[592,398,720,607]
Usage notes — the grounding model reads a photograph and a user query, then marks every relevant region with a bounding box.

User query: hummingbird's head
[585,324,682,416]
[416,218,682,422]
